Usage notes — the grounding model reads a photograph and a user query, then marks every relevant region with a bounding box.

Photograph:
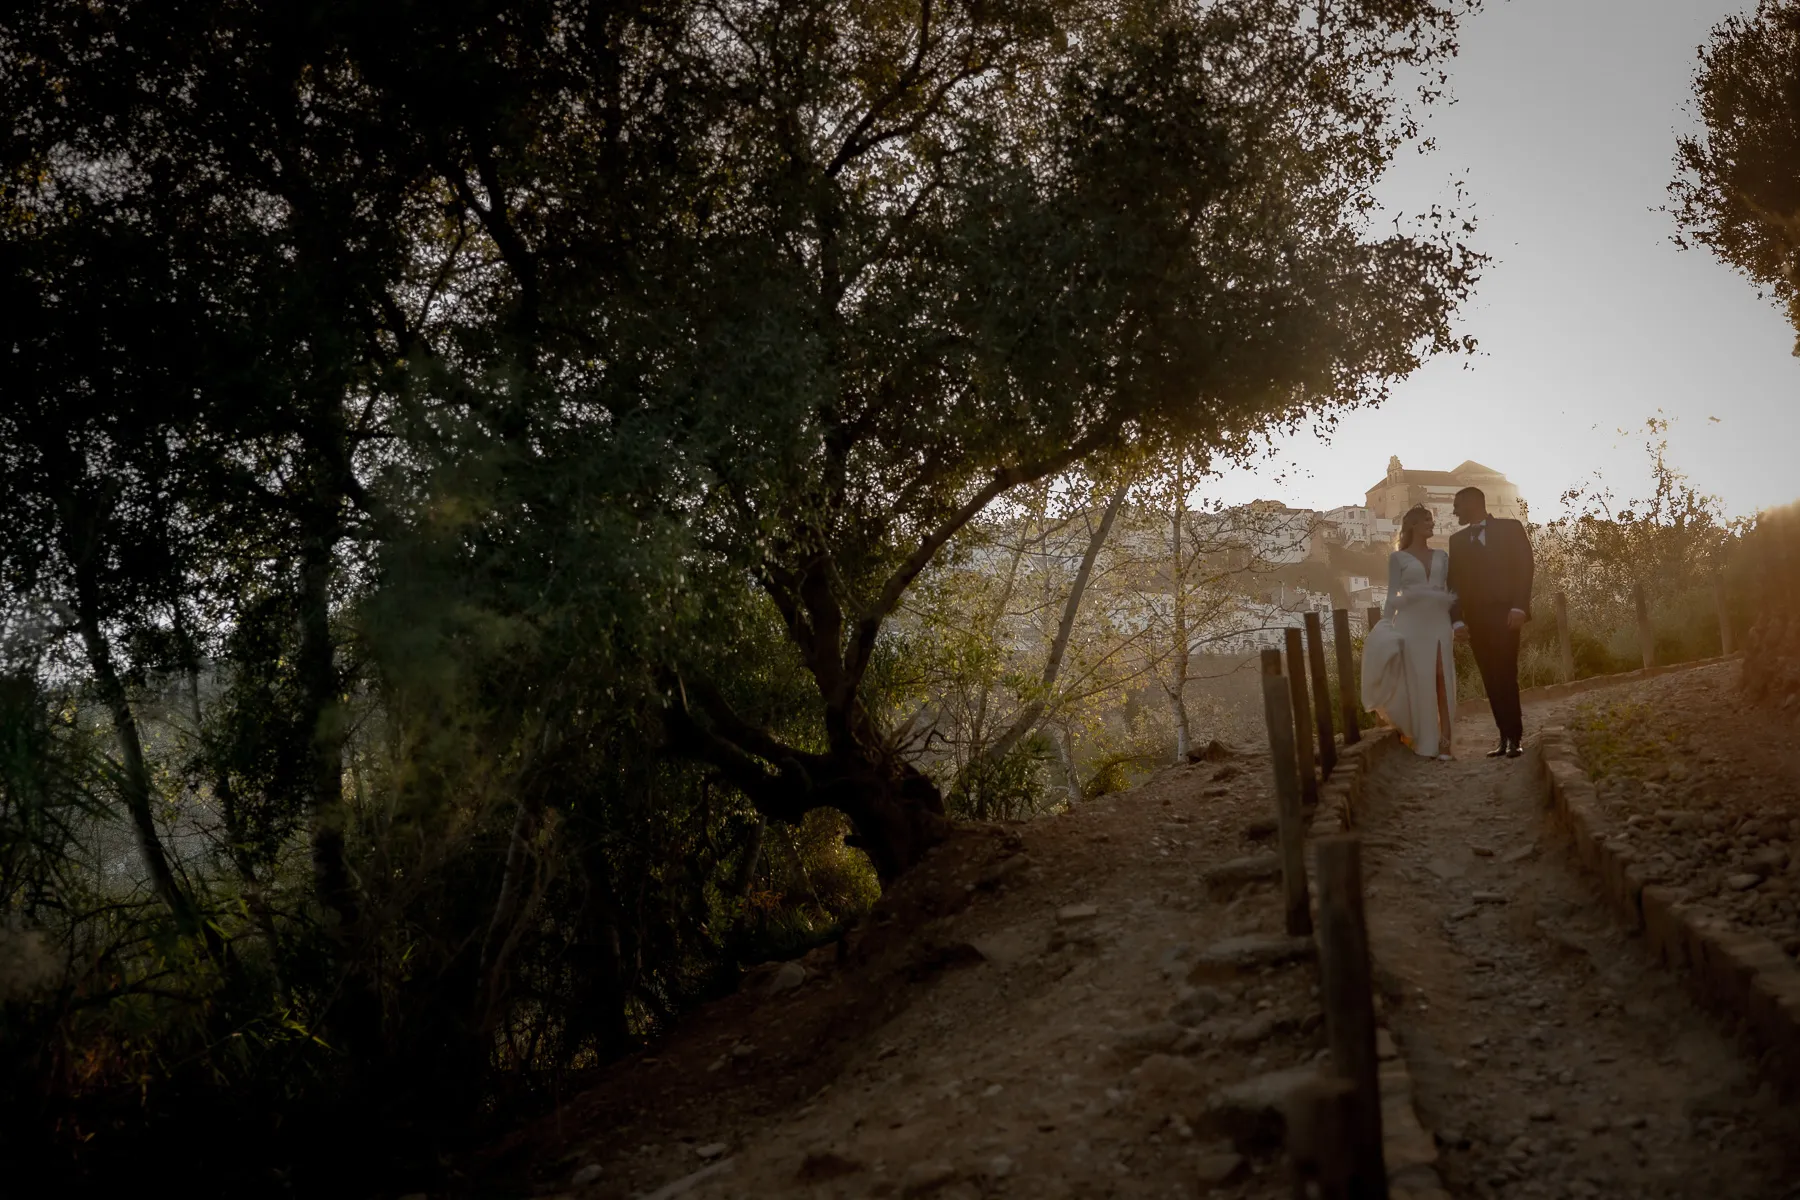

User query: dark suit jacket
[1447,517,1534,626]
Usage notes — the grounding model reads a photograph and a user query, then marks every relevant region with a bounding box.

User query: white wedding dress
[1361,548,1457,758]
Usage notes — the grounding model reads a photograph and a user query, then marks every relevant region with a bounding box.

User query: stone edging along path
[1535,724,1800,1096]
[1309,727,1403,840]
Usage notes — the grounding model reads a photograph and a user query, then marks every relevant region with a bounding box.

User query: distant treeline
[1456,421,1799,700]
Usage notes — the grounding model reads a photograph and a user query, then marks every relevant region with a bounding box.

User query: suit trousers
[1467,611,1523,742]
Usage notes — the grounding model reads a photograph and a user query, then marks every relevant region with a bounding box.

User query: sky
[1207,0,1800,521]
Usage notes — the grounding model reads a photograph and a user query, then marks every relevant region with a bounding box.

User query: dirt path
[484,743,1365,1200]
[1357,697,1800,1200]
[484,674,1800,1200]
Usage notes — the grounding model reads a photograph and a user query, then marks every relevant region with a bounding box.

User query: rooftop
[1366,457,1513,492]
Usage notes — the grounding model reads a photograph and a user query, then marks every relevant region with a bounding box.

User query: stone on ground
[1202,855,1281,894]
[1194,1144,1248,1189]
[1187,934,1315,982]
[1200,1065,1322,1149]
[1167,985,1231,1026]
[899,1160,959,1196]
[642,1157,735,1200]
[766,962,807,995]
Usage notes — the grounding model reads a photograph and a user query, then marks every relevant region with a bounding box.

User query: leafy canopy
[1673,0,1800,351]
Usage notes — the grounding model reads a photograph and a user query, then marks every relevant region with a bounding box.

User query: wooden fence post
[1306,612,1337,777]
[1365,606,1382,636]
[1715,580,1734,656]
[1261,646,1284,675]
[1333,609,1360,746]
[1287,1077,1357,1200]
[1259,674,1312,938]
[1314,835,1387,1199]
[1554,591,1574,685]
[1284,628,1319,807]
[1634,583,1656,670]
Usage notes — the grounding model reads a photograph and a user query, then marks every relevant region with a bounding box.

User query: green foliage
[1506,416,1746,690]
[0,668,104,922]
[727,811,880,966]
[1672,1,1800,352]
[1543,416,1739,622]
[947,733,1063,822]
[0,0,1483,1189]
[1565,699,1681,783]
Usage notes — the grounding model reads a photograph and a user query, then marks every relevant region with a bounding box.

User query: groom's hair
[1455,486,1486,508]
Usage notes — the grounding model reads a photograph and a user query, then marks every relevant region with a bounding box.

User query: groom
[1447,486,1535,759]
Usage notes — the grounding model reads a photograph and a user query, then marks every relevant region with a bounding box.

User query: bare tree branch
[975,482,1127,765]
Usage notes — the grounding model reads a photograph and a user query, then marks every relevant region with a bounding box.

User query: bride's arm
[1383,552,1402,620]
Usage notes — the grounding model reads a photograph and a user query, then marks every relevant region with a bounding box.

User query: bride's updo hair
[1396,505,1433,551]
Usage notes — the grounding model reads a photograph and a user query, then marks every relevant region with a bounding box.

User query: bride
[1361,505,1457,759]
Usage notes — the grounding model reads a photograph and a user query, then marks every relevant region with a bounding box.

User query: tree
[1672,0,1800,352]
[887,474,1141,818]
[0,1,1489,1172]
[610,0,1483,878]
[2,0,476,1075]
[965,483,1128,769]
[1536,415,1741,671]
[1120,459,1312,761]
[0,173,223,950]
[103,0,1479,884]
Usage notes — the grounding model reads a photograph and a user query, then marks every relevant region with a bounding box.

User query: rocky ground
[1563,661,1800,958]
[470,737,1356,1200]
[458,664,1800,1200]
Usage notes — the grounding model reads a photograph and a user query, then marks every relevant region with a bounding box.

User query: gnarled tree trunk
[831,756,952,884]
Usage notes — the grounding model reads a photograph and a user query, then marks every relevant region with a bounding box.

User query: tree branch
[825,0,936,178]
[843,428,1116,690]
[449,153,539,335]
[661,674,827,824]
[978,481,1127,765]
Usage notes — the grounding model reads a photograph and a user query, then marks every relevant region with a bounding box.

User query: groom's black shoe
[1486,740,1510,758]
[1505,738,1524,758]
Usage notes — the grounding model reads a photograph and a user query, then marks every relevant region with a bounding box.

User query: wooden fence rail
[1284,628,1320,807]
[1312,835,1387,1199]
[1333,608,1360,747]
[1305,612,1337,778]
[1257,671,1312,938]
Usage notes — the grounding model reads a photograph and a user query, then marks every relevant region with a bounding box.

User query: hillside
[460,665,1800,1200]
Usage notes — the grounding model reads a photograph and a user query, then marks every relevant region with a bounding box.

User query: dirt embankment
[1564,662,1800,959]
[458,664,1800,1200]
[1744,607,1800,716]
[467,744,1353,1200]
